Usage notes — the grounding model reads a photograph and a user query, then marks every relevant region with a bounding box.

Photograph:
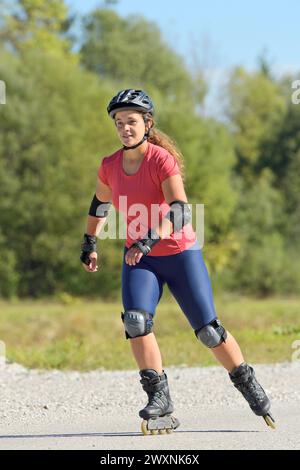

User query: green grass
[0,292,300,371]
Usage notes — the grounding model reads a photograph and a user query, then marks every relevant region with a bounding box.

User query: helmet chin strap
[123,135,148,151]
[123,128,151,151]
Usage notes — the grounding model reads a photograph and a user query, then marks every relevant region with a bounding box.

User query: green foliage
[0,0,75,60]
[226,67,286,183]
[282,150,300,246]
[0,231,20,298]
[221,170,300,295]
[0,46,120,297]
[258,97,300,249]
[80,9,204,105]
[259,102,300,182]
[224,67,300,295]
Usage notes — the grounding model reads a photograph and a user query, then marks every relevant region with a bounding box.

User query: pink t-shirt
[98,142,197,256]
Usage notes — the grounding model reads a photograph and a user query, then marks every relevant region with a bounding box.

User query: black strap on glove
[80,233,97,266]
[131,228,161,256]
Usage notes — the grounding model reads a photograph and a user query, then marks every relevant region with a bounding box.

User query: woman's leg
[210,331,244,372]
[122,248,164,373]
[130,333,163,374]
[162,247,274,425]
[164,248,244,372]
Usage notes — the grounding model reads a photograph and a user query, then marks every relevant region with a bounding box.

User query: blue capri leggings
[122,241,218,332]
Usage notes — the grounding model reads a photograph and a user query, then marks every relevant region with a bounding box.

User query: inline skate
[229,362,275,429]
[139,369,180,435]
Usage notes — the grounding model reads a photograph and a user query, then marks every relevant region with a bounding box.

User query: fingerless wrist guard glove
[80,233,97,266]
[132,228,161,256]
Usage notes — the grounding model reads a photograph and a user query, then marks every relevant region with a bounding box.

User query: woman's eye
[116,121,137,128]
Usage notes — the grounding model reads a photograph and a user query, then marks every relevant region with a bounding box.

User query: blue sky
[66,0,300,73]
[65,0,299,117]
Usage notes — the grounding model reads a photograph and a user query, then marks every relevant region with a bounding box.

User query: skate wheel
[150,429,159,435]
[263,414,276,429]
[159,429,167,435]
[141,420,150,436]
[166,428,173,434]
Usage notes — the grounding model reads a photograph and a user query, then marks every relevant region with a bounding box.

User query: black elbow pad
[89,194,112,218]
[165,200,192,232]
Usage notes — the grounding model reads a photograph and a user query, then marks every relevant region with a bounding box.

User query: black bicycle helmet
[107,89,154,118]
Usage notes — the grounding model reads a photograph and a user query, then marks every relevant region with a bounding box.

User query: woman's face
[114,110,147,147]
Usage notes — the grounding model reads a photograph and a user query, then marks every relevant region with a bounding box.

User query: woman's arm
[81,177,112,272]
[161,174,188,204]
[157,174,188,239]
[86,177,112,237]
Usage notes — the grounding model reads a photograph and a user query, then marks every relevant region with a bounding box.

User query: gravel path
[0,361,299,450]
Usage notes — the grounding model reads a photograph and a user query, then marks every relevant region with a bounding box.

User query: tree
[0,0,75,60]
[223,170,288,296]
[281,150,300,247]
[80,9,204,106]
[259,102,300,182]
[0,46,120,297]
[257,79,300,246]
[226,67,286,184]
[256,48,275,80]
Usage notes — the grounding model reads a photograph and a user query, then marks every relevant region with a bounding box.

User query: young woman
[80,89,275,435]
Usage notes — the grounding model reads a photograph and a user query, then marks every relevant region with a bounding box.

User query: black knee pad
[121,309,153,339]
[195,319,227,348]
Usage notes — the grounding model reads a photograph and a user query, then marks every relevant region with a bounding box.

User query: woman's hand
[125,246,143,266]
[82,251,98,273]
